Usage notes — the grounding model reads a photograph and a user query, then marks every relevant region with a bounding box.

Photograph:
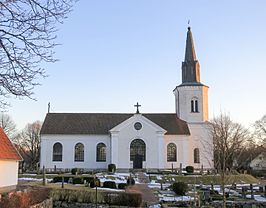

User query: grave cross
[134,102,141,114]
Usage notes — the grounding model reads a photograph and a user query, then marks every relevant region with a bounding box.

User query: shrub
[83,176,94,184]
[73,177,83,184]
[118,183,127,189]
[52,176,71,183]
[0,189,50,208]
[127,176,135,185]
[185,166,194,173]
[50,189,101,204]
[103,181,117,189]
[103,192,142,207]
[71,168,78,175]
[172,182,188,195]
[108,164,116,173]
[90,178,101,188]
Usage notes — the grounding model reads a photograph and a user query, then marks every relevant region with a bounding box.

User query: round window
[134,122,142,130]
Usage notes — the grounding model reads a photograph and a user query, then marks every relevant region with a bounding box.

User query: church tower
[173,27,209,123]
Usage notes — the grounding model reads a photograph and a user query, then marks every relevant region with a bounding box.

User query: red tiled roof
[0,128,22,161]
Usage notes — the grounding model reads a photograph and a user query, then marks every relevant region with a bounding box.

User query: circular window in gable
[134,122,142,130]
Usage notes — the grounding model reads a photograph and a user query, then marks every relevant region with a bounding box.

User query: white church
[40,27,213,171]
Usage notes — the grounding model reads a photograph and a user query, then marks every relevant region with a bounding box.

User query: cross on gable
[134,102,141,114]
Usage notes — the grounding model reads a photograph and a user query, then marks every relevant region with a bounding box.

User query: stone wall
[30,198,53,208]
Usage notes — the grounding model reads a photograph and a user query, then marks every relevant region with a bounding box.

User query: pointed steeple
[185,27,197,61]
[181,27,201,84]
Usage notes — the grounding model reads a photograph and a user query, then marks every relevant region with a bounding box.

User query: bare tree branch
[0,0,76,108]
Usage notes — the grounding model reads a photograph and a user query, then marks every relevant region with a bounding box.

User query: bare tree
[19,121,42,170]
[0,113,17,139]
[211,113,250,208]
[0,0,76,107]
[254,114,266,147]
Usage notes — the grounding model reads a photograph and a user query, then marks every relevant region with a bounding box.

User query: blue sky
[7,0,266,130]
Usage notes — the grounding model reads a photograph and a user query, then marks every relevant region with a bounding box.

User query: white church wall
[110,114,165,169]
[187,123,213,169]
[40,134,111,169]
[164,135,190,169]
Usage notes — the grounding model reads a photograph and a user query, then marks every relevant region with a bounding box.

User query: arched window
[195,100,198,112]
[75,143,84,162]
[53,142,63,161]
[130,139,146,161]
[96,143,106,162]
[191,98,199,113]
[167,143,177,162]
[194,148,200,163]
[191,100,194,112]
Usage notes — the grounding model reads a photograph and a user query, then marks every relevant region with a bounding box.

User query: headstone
[203,189,210,202]
[242,187,246,199]
[42,165,46,186]
[179,163,182,175]
[232,183,236,190]
[171,163,174,173]
[61,176,64,188]
[250,184,254,199]
[259,186,263,193]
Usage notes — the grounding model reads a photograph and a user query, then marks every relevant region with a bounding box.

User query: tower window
[191,98,199,113]
[195,100,198,112]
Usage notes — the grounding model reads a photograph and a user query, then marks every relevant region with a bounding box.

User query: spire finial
[188,19,191,31]
[48,102,50,113]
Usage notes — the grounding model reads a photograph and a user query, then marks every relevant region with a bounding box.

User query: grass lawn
[150,174,258,185]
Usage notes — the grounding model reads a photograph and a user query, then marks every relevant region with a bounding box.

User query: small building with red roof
[0,128,22,193]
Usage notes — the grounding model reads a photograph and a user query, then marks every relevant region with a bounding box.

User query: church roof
[40,113,190,135]
[0,128,22,161]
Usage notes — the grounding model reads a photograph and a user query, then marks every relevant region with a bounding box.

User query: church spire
[185,27,197,61]
[182,27,201,84]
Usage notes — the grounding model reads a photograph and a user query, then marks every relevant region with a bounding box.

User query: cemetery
[1,165,265,208]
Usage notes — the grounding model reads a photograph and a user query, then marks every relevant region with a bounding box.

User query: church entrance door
[133,154,143,169]
[130,139,146,169]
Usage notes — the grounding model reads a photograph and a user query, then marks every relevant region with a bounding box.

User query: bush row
[50,189,142,207]
[52,176,95,184]
[52,176,129,190]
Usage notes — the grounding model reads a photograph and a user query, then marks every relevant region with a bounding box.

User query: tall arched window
[191,98,199,113]
[75,143,84,162]
[130,139,146,161]
[167,143,177,162]
[53,142,63,161]
[191,100,194,112]
[96,143,106,162]
[194,148,200,163]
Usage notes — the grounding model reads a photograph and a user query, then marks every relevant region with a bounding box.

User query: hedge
[118,183,127,189]
[103,181,117,189]
[50,189,142,207]
[172,182,188,195]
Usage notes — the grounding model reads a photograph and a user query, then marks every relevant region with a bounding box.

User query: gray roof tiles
[40,113,190,135]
